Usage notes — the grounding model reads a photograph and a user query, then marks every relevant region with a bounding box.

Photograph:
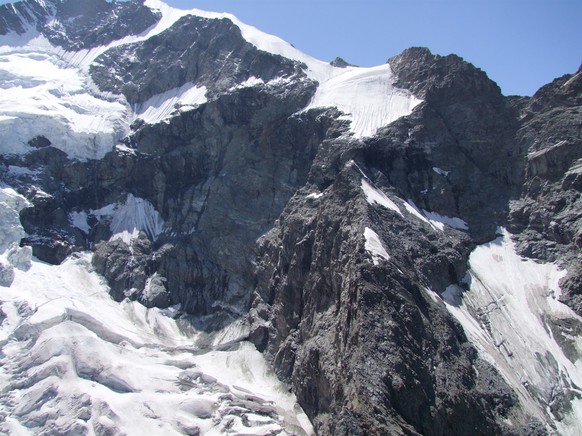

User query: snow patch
[70,194,165,243]
[229,76,265,90]
[402,199,439,230]
[306,64,421,138]
[423,210,469,231]
[133,82,208,125]
[68,210,90,233]
[361,179,402,216]
[107,195,165,243]
[432,167,450,177]
[364,227,390,265]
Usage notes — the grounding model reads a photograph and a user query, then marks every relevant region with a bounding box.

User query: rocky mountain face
[507,67,582,312]
[0,0,160,49]
[1,1,581,435]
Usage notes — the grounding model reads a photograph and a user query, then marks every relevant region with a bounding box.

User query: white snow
[423,210,469,231]
[364,227,390,265]
[432,167,450,177]
[305,64,422,138]
[402,199,439,231]
[401,200,468,232]
[229,76,265,90]
[0,191,314,435]
[134,82,208,125]
[439,228,582,434]
[68,210,90,233]
[361,179,402,216]
[70,194,165,244]
[0,48,128,160]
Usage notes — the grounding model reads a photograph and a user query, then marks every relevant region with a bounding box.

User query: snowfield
[133,83,208,126]
[305,64,421,138]
[437,229,582,435]
[0,187,314,435]
[364,227,391,265]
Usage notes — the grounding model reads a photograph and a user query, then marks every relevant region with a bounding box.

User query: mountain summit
[1,1,581,434]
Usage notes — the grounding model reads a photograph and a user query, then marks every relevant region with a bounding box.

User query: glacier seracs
[0,188,314,435]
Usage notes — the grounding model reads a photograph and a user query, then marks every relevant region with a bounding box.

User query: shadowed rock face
[8,77,323,316]
[90,14,306,104]
[2,4,581,434]
[507,65,582,315]
[88,81,324,317]
[248,49,554,434]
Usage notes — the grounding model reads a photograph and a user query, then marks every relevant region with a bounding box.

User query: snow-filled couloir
[436,229,582,435]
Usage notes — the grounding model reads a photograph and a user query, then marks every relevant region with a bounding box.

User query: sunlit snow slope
[0,187,314,435]
[438,229,582,435]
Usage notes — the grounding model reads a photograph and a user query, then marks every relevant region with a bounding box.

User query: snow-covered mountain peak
[141,0,422,137]
[0,0,422,161]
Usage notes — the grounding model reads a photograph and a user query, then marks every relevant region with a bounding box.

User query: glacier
[438,229,582,435]
[0,186,314,435]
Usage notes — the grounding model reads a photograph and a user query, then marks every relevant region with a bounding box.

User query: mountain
[0,0,581,434]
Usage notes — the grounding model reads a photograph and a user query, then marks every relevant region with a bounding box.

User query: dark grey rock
[249,159,539,434]
[0,0,47,36]
[90,14,307,105]
[0,260,15,287]
[28,136,52,149]
[330,57,355,68]
[507,65,582,314]
[0,0,160,51]
[385,47,523,243]
[92,233,152,302]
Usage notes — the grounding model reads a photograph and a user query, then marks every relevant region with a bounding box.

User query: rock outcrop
[0,0,160,49]
[248,48,557,434]
[507,65,582,315]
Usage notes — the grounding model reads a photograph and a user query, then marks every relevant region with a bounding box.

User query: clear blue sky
[2,0,580,96]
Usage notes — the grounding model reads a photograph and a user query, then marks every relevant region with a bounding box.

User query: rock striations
[0,1,581,435]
